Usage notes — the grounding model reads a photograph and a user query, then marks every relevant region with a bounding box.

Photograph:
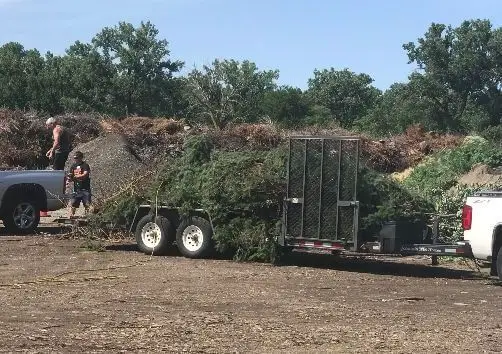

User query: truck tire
[2,198,41,235]
[176,216,213,258]
[135,214,173,255]
[496,246,502,282]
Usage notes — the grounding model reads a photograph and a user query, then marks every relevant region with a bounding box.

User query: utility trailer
[129,136,472,262]
[277,136,472,261]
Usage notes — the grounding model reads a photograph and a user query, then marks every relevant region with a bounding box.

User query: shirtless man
[45,117,72,170]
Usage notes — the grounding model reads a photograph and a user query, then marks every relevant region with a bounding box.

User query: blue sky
[0,0,501,90]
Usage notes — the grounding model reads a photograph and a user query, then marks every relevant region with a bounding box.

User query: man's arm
[75,170,89,180]
[74,164,90,180]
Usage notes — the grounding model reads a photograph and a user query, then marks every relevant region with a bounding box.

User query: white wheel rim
[141,222,162,249]
[182,225,204,252]
[13,202,36,229]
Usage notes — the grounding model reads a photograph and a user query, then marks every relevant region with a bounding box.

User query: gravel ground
[0,232,501,353]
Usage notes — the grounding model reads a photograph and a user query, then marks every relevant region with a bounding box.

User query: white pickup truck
[0,170,67,234]
[463,190,502,280]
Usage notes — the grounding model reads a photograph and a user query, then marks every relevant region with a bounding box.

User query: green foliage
[92,194,145,227]
[434,185,483,243]
[403,20,502,132]
[357,168,434,240]
[139,135,435,259]
[92,21,183,116]
[79,236,106,252]
[397,138,502,243]
[0,21,183,117]
[149,135,287,260]
[185,59,279,128]
[262,86,310,127]
[213,218,280,262]
[403,137,502,198]
[1,18,501,134]
[307,68,381,128]
[354,81,440,136]
[480,125,502,145]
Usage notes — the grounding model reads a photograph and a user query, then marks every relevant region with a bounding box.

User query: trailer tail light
[462,204,472,230]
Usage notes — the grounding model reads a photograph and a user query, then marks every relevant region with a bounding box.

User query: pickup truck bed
[463,190,502,280]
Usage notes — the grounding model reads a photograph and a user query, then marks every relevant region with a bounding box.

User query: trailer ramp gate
[280,136,360,251]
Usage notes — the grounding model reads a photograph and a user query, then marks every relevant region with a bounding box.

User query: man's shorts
[53,151,69,170]
[71,190,91,208]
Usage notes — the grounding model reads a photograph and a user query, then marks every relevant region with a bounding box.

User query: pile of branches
[361,124,463,172]
[0,109,463,175]
[205,123,463,173]
[0,109,103,168]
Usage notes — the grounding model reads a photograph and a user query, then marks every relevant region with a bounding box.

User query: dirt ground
[0,228,501,353]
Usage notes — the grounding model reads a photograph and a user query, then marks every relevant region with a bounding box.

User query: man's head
[45,117,57,129]
[73,151,84,162]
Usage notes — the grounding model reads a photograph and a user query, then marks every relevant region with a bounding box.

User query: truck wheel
[176,216,213,258]
[135,215,173,255]
[496,246,502,282]
[3,199,40,234]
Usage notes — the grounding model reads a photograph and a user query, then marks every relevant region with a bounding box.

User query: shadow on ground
[0,226,64,236]
[105,242,488,281]
[275,252,487,280]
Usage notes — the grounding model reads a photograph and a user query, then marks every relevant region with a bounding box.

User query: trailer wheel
[135,214,173,255]
[496,246,502,282]
[176,216,213,258]
[3,198,40,234]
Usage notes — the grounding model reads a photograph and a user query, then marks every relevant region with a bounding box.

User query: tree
[186,59,279,129]
[355,81,438,136]
[92,21,183,116]
[306,68,381,128]
[58,41,115,113]
[0,42,44,109]
[262,86,310,126]
[36,52,67,115]
[403,19,502,132]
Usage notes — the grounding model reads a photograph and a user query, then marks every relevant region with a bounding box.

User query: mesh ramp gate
[280,136,360,251]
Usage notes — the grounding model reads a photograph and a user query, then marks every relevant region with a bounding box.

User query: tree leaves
[403,20,502,132]
[185,59,279,128]
[0,19,501,138]
[306,68,381,127]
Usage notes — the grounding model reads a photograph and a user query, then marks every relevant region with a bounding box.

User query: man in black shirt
[68,151,92,217]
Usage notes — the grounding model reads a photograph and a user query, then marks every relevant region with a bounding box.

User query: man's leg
[53,153,63,170]
[69,193,81,218]
[67,201,75,218]
[53,152,69,170]
[82,191,92,215]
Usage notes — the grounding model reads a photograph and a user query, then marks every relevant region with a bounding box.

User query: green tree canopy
[185,59,279,129]
[306,68,381,128]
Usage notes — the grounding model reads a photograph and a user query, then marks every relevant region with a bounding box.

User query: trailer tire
[135,214,173,255]
[496,246,502,282]
[176,216,213,258]
[2,198,40,234]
